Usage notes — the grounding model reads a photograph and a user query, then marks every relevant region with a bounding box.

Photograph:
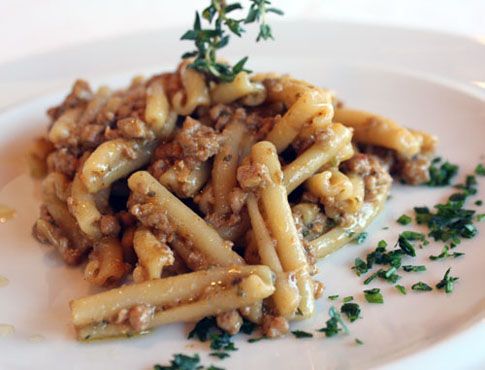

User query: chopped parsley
[377,266,401,284]
[411,282,433,292]
[291,330,313,338]
[402,265,426,272]
[436,268,459,293]
[341,303,361,322]
[154,353,223,370]
[364,288,384,304]
[188,317,237,359]
[475,200,483,206]
[343,296,354,303]
[328,294,339,301]
[240,319,256,335]
[247,336,266,343]
[363,270,380,285]
[427,159,458,186]
[429,246,465,260]
[352,257,369,276]
[377,240,388,248]
[477,214,485,222]
[397,214,412,225]
[355,338,364,345]
[395,285,407,295]
[398,234,416,257]
[353,232,368,244]
[475,164,485,176]
[318,306,349,337]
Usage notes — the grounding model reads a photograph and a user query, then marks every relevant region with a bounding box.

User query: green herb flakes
[427,159,459,186]
[341,302,361,322]
[411,282,433,292]
[364,288,384,304]
[318,307,349,337]
[397,214,412,225]
[436,268,459,293]
[395,285,407,295]
[291,330,313,338]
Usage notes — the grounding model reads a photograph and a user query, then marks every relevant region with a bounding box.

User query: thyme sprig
[181,0,283,82]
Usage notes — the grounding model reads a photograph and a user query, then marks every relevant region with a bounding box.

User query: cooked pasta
[30,61,436,341]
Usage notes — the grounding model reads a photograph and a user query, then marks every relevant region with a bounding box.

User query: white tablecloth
[1,0,484,65]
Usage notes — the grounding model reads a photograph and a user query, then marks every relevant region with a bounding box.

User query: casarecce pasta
[30,61,436,340]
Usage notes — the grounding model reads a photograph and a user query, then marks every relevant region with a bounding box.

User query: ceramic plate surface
[0,21,484,370]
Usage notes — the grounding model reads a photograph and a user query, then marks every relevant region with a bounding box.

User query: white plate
[0,21,484,370]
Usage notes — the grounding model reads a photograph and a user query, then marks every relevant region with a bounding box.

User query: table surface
[1,0,485,65]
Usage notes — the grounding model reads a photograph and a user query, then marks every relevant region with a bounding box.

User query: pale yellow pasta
[212,121,247,215]
[251,141,314,317]
[145,79,177,138]
[128,171,244,266]
[409,128,438,154]
[132,227,174,282]
[247,195,299,317]
[159,161,210,198]
[334,108,426,158]
[71,265,274,328]
[81,139,156,193]
[306,169,364,216]
[48,107,83,145]
[172,62,210,115]
[42,172,71,202]
[76,273,274,340]
[309,179,391,258]
[84,237,129,286]
[68,172,103,239]
[283,123,354,194]
[266,89,333,153]
[79,86,111,126]
[211,72,266,106]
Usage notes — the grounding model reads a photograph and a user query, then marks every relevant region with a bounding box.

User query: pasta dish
[28,60,437,341]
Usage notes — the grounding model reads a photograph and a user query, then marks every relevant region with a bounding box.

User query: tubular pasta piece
[133,227,174,281]
[211,72,266,106]
[159,161,210,198]
[128,171,244,266]
[309,179,391,258]
[172,63,210,115]
[69,172,103,239]
[145,79,177,138]
[71,265,274,327]
[334,108,428,158]
[283,123,353,194]
[250,141,314,317]
[84,237,129,286]
[81,139,157,193]
[48,107,83,145]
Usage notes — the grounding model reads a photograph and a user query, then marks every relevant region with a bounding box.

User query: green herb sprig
[181,0,283,82]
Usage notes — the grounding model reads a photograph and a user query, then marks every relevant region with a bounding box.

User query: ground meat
[129,203,175,241]
[47,80,92,121]
[117,117,154,140]
[216,310,243,335]
[398,155,431,185]
[261,315,289,338]
[99,214,121,236]
[343,154,392,202]
[237,162,271,191]
[46,149,78,178]
[176,117,222,161]
[128,304,155,332]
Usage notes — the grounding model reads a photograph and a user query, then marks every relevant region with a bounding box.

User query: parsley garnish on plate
[436,268,459,293]
[395,285,407,295]
[355,338,364,345]
[402,265,426,272]
[397,214,412,225]
[364,288,384,304]
[353,232,368,244]
[343,296,354,303]
[154,353,224,370]
[188,316,237,359]
[181,0,283,82]
[429,246,464,260]
[318,307,349,337]
[475,164,485,176]
[427,158,458,186]
[341,302,361,322]
[411,282,433,292]
[328,294,339,301]
[291,330,313,338]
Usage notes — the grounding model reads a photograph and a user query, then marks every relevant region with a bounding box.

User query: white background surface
[1,0,485,65]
